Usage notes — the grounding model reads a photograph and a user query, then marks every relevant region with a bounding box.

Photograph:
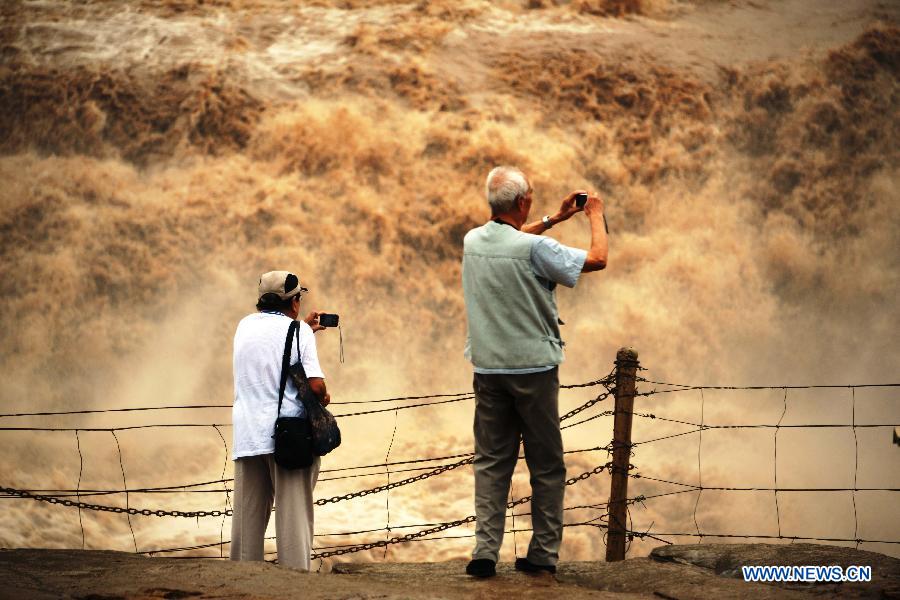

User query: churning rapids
[1,0,898,563]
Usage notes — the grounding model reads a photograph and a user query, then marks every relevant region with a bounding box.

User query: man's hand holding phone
[304,311,339,332]
[582,194,609,234]
[556,190,589,222]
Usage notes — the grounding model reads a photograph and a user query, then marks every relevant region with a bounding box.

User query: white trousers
[230,453,320,570]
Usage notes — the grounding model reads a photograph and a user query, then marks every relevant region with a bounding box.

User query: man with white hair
[462,166,608,578]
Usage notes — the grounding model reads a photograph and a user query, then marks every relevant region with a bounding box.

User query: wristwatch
[542,215,553,229]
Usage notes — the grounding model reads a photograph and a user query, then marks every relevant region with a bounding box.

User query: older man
[462,166,608,577]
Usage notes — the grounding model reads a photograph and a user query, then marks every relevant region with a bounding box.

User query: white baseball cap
[258,271,308,300]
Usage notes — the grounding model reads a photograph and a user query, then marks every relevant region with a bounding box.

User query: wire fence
[1,361,898,563]
[617,376,900,552]
[0,374,618,560]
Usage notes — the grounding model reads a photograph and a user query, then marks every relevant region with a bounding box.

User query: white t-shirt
[232,312,325,460]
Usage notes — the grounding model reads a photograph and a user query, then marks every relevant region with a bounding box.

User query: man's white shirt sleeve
[531,237,587,288]
[294,321,325,379]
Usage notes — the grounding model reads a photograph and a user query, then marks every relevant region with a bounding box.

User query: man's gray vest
[463,221,564,369]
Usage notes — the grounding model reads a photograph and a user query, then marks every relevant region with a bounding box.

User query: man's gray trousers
[230,453,320,570]
[472,367,565,566]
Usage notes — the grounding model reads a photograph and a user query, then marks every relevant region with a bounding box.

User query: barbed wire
[144,519,616,559]
[589,407,899,431]
[0,479,234,497]
[635,380,900,392]
[622,381,899,554]
[624,530,900,546]
[1,460,483,517]
[8,420,897,433]
[309,462,614,560]
[0,445,612,500]
[0,437,610,516]
[0,382,613,432]
[627,474,900,493]
[0,376,615,420]
[0,405,233,418]
[0,424,234,432]
[5,367,898,561]
[308,472,610,560]
[332,396,474,418]
[0,384,614,513]
[139,493,622,557]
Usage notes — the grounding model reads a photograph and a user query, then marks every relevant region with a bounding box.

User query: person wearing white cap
[230,271,330,570]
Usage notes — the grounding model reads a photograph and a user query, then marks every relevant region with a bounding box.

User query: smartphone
[318,314,339,328]
[575,192,588,208]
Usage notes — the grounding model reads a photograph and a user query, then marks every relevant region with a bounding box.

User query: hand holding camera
[582,193,603,215]
[556,190,589,222]
[582,194,609,234]
[318,314,339,328]
[303,311,344,363]
[304,311,339,332]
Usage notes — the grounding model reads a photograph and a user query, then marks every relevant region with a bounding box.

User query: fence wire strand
[774,388,787,538]
[74,430,85,550]
[0,377,615,420]
[620,378,899,557]
[692,389,704,543]
[111,430,137,553]
[3,372,898,560]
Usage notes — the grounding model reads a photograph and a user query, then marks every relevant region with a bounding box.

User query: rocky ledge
[1,543,896,599]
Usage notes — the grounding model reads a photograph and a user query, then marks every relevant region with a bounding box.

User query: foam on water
[0,0,897,562]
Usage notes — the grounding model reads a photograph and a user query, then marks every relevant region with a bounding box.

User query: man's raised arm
[581,195,607,272]
[521,191,585,234]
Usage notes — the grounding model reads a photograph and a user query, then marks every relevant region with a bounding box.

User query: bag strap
[293,325,310,381]
[277,320,300,419]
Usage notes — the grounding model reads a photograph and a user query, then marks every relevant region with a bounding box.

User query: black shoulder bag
[272,321,314,470]
[288,325,342,456]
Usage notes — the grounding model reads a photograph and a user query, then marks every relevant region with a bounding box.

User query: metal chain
[559,389,612,422]
[0,457,477,518]
[315,456,474,506]
[0,486,233,518]
[311,462,613,559]
[1,379,617,519]
[311,382,615,507]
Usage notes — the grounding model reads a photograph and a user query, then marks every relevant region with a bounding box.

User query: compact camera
[318,313,340,328]
[575,192,588,208]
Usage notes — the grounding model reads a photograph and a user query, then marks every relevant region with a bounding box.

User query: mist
[1,0,897,564]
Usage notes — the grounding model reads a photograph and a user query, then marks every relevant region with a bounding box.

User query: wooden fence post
[605,347,639,562]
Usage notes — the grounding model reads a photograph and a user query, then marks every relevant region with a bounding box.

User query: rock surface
[650,543,900,598]
[1,543,897,599]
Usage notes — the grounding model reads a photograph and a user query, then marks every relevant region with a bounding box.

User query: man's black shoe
[466,558,496,578]
[515,557,557,575]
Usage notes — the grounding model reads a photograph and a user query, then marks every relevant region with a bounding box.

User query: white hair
[485,166,529,213]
